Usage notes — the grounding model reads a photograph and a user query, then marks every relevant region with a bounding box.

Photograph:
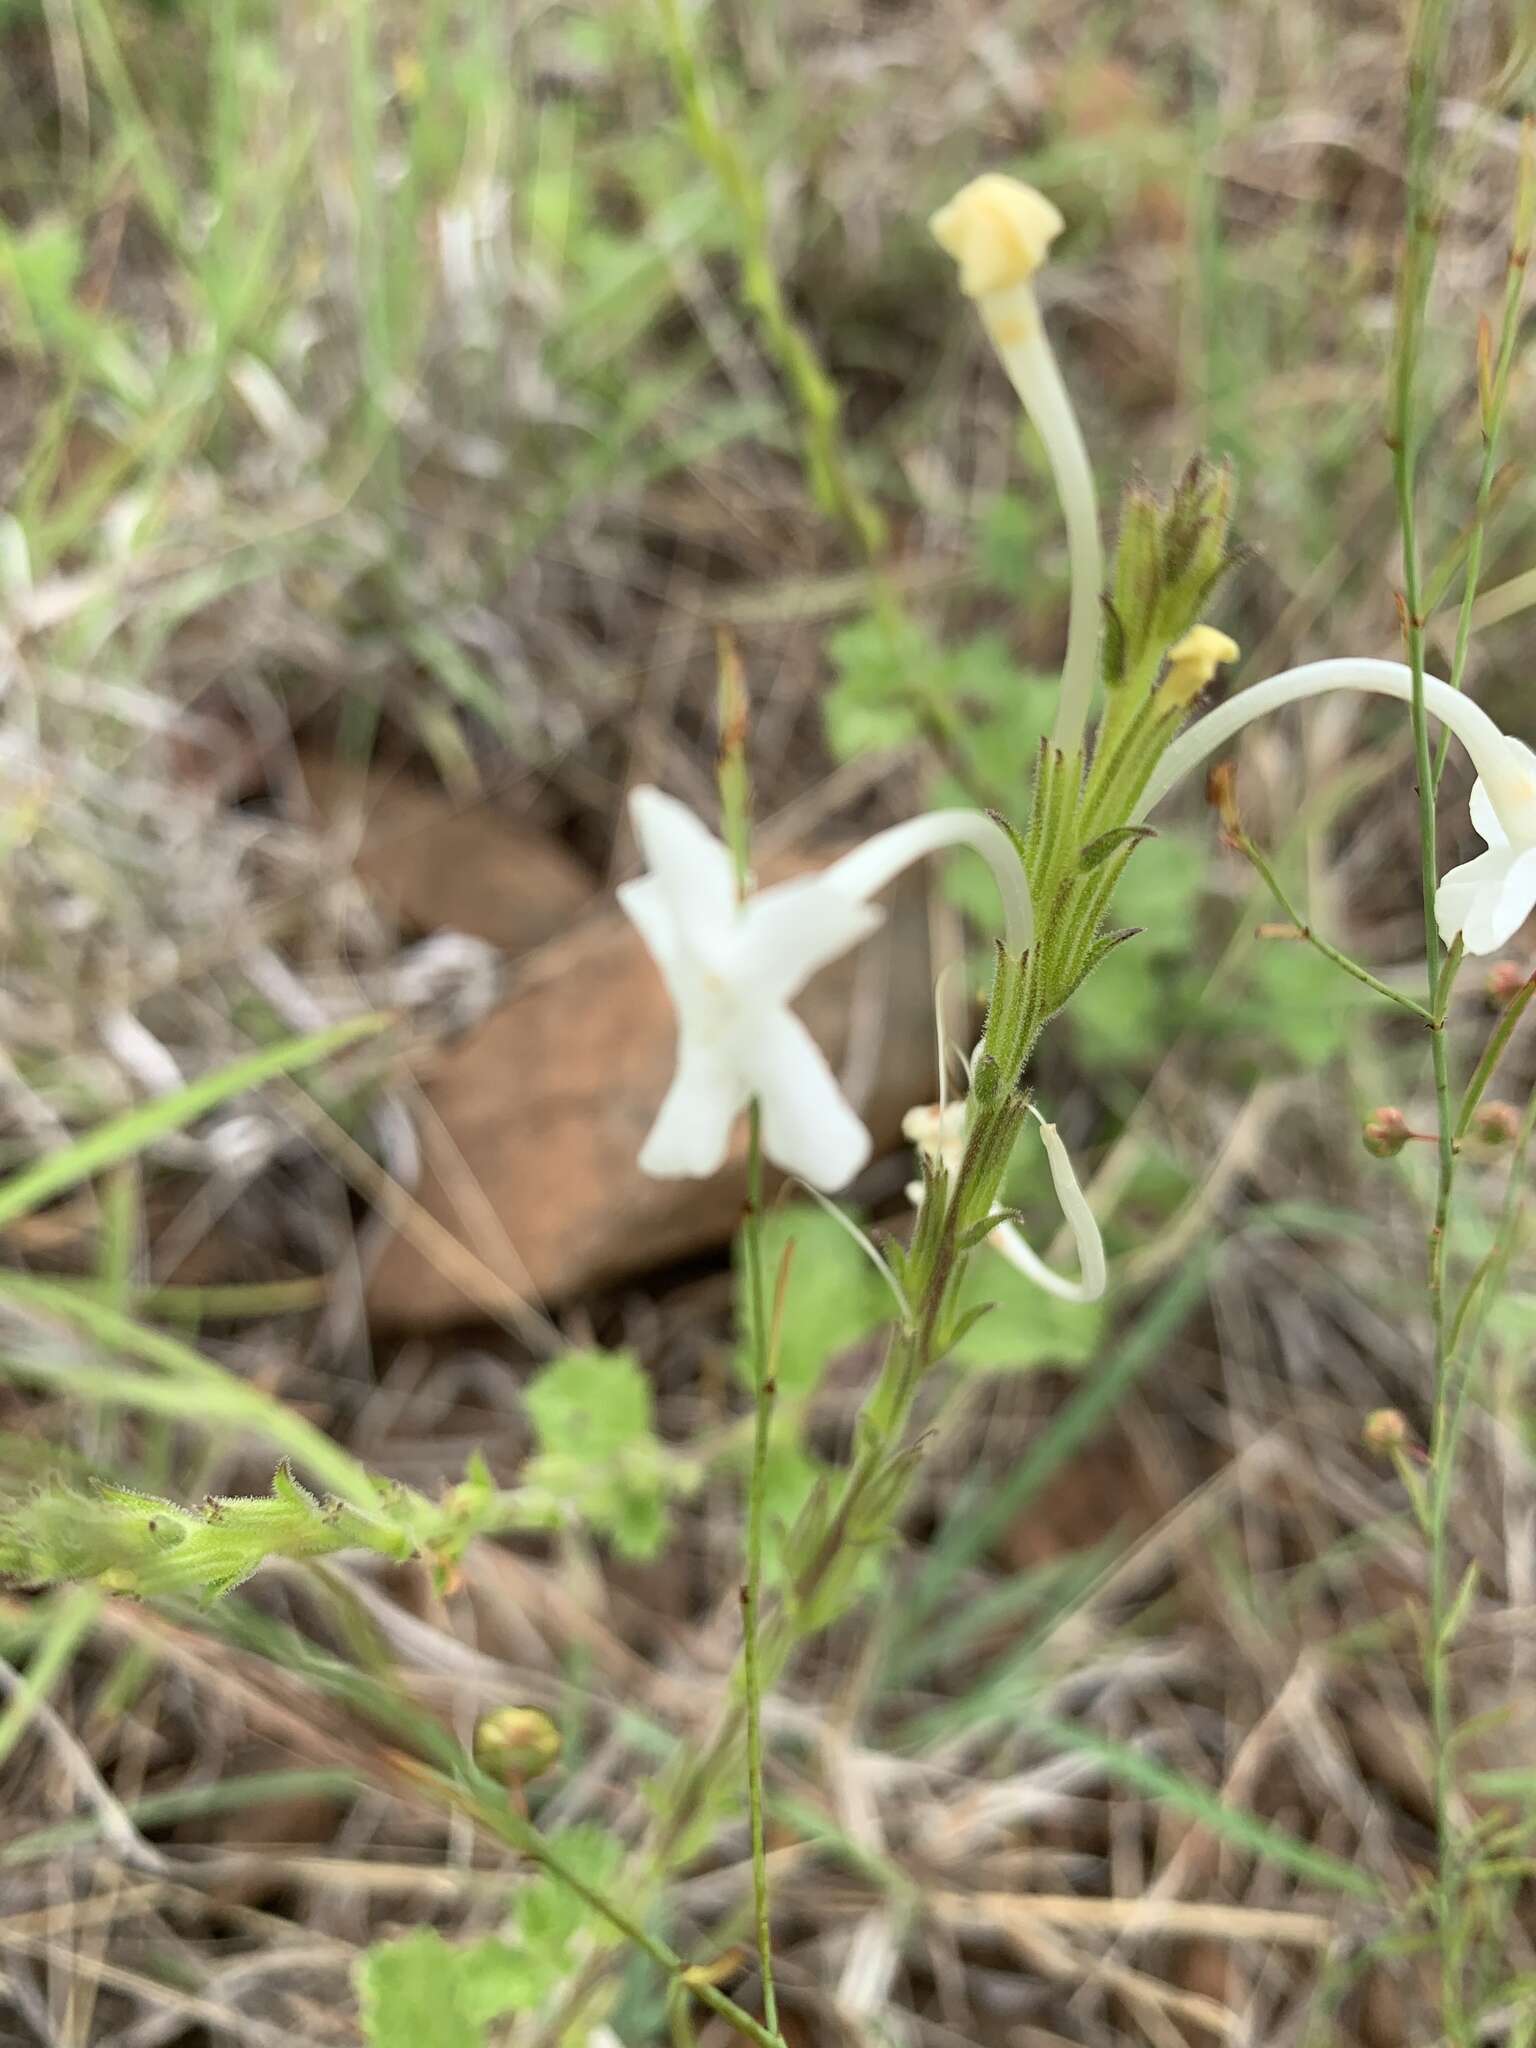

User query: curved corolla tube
[1135,659,1524,830]
[987,1114,1106,1305]
[824,810,1034,957]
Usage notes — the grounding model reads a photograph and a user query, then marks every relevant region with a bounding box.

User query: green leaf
[356,1829,627,2043]
[1231,942,1372,1067]
[735,1204,889,1396]
[357,1929,493,2048]
[513,1825,624,1977]
[526,1350,652,1463]
[1067,832,1206,1067]
[823,610,935,759]
[976,489,1054,598]
[947,1252,1104,1371]
[524,1352,682,1560]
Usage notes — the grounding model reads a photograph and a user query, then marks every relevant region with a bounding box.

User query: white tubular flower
[902,1102,1106,1305]
[930,173,1103,759]
[621,789,1032,1191]
[1135,657,1536,956]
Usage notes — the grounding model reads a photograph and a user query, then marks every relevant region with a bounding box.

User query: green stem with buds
[1389,5,1469,2035]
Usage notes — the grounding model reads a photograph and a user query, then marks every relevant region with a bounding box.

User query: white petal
[1435,848,1508,947]
[637,1034,747,1179]
[735,877,882,1004]
[1463,845,1536,955]
[746,1010,871,1191]
[618,876,681,986]
[1469,777,1506,850]
[628,786,737,954]
[985,1119,1105,1305]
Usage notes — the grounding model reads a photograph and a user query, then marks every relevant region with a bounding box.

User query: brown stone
[296,753,594,953]
[366,863,939,1326]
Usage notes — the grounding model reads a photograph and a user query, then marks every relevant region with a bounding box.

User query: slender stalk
[454,1773,786,2048]
[1388,6,1464,2035]
[739,1100,779,2040]
[1231,830,1435,1024]
[1433,125,1534,780]
[1454,976,1536,1141]
[652,0,884,560]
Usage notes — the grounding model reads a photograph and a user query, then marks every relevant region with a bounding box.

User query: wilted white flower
[902,1098,1105,1304]
[1138,657,1536,956]
[621,789,1032,1191]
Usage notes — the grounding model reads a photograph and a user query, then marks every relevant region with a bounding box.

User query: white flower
[1434,740,1536,953]
[903,1099,1106,1305]
[1136,657,1536,956]
[931,174,1103,757]
[621,789,1033,1191]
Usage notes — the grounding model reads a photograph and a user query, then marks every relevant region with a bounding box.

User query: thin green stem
[458,1773,786,2048]
[740,1100,780,2041]
[652,0,884,561]
[1454,976,1536,1141]
[1433,135,1533,780]
[1233,832,1435,1024]
[1388,6,1466,2034]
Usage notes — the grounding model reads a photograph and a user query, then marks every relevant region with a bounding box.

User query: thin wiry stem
[1433,123,1534,781]
[740,1100,780,2042]
[1388,4,1464,2037]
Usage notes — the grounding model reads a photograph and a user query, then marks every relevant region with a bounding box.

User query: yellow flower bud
[929,174,1064,299]
[1161,625,1240,707]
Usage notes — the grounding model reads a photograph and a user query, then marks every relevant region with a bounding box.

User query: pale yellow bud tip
[930,174,1064,298]
[1163,625,1240,704]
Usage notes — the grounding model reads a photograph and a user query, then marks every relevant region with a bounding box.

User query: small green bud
[1363,1408,1411,1453]
[1156,456,1236,648]
[1362,1106,1410,1159]
[473,1706,563,1784]
[1487,961,1528,1006]
[1472,1101,1521,1146]
[971,1052,1001,1110]
[1111,483,1163,672]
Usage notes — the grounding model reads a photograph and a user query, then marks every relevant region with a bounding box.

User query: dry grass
[1,1,1535,2043]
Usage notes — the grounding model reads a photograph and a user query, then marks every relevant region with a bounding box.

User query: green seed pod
[473,1706,563,1784]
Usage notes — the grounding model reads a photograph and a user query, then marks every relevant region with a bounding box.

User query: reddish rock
[296,754,594,953]
[366,865,936,1325]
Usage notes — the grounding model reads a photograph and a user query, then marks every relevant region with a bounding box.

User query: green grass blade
[1022,1706,1382,1901]
[904,1255,1212,1628]
[0,1278,383,1511]
[0,1014,388,1233]
[0,1767,360,1868]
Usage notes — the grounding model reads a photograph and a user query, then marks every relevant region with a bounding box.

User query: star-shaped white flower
[620,788,1032,1191]
[1434,738,1536,954]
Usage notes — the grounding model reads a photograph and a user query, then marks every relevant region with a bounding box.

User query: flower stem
[1388,5,1467,2034]
[1433,123,1534,782]
[1226,829,1435,1024]
[740,1099,780,2041]
[447,1770,786,2048]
